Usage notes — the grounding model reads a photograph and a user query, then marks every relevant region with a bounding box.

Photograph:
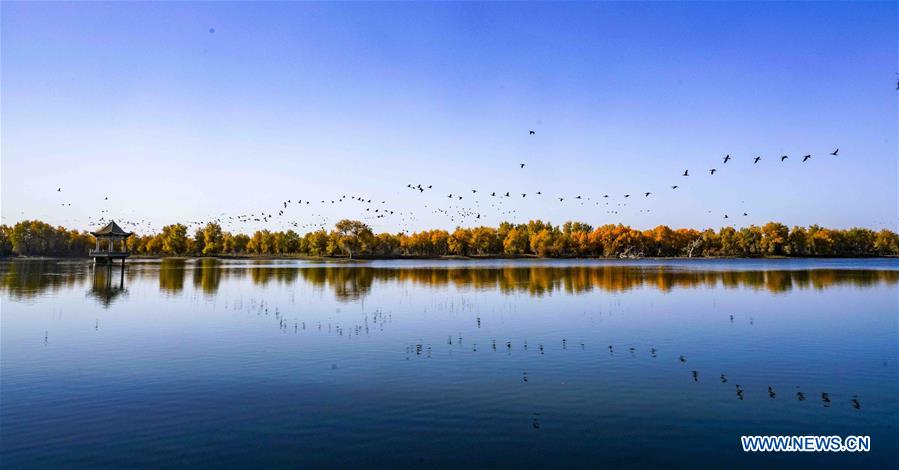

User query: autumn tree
[305,230,329,256]
[0,218,895,259]
[448,228,472,255]
[470,227,500,255]
[201,223,224,255]
[429,230,449,256]
[372,232,401,256]
[874,229,899,255]
[503,228,530,255]
[530,228,556,257]
[760,222,789,256]
[161,224,189,255]
[333,219,373,258]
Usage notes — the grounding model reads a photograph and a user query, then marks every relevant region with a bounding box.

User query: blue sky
[2,2,896,235]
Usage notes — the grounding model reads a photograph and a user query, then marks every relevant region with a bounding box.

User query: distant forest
[1,219,897,259]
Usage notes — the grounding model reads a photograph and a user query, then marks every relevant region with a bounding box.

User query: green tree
[193,228,206,255]
[0,225,13,256]
[787,226,808,256]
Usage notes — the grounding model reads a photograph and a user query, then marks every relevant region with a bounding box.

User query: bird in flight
[709,169,717,175]
[520,163,525,169]
[753,156,761,164]
[683,170,689,176]
[780,155,789,161]
[802,154,812,162]
[57,188,61,192]
[529,130,535,135]
[723,154,732,163]
[644,192,651,197]
[671,185,678,189]
[830,148,839,156]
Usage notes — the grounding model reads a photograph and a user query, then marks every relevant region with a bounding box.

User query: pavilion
[89,221,132,265]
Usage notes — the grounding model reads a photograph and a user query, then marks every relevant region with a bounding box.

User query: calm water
[2,258,897,468]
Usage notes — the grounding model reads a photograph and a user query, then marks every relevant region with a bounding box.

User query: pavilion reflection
[87,262,127,307]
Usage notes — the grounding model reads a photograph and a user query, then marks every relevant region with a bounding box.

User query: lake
[1,258,897,468]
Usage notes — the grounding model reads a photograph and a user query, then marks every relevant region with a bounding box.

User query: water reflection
[2,258,897,468]
[0,260,87,300]
[87,264,127,307]
[2,259,898,303]
[158,259,186,294]
[192,258,223,295]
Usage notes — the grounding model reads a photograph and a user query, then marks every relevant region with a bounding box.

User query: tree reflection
[1,260,897,302]
[286,265,899,301]
[0,260,87,300]
[158,259,187,294]
[192,258,223,296]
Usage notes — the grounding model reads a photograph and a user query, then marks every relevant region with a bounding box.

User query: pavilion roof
[91,221,132,237]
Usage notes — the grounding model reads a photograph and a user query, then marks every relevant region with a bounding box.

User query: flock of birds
[403,137,842,224]
[43,129,844,236]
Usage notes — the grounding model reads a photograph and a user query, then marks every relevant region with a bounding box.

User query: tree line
[2,219,898,258]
